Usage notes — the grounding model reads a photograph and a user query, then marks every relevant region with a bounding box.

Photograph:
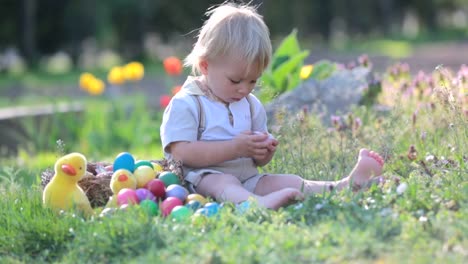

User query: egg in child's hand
[253,131,274,141]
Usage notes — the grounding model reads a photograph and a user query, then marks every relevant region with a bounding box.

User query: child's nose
[237,83,254,95]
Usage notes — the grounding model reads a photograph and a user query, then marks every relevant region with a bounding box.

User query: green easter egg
[170,205,192,222]
[135,160,154,170]
[158,171,180,187]
[139,200,159,216]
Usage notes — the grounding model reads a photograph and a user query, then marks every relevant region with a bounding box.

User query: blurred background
[0,0,467,162]
[1,0,467,75]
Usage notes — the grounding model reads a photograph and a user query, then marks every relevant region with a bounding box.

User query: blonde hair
[184,2,272,75]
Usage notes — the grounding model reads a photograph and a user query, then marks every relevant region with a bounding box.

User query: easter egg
[134,165,155,188]
[170,205,192,222]
[135,188,155,202]
[160,197,183,217]
[158,171,180,187]
[236,200,252,214]
[135,160,154,170]
[194,208,211,217]
[104,165,114,172]
[117,188,139,206]
[191,212,208,226]
[113,152,135,172]
[151,162,164,173]
[185,200,202,212]
[99,207,117,218]
[203,202,221,216]
[119,204,131,211]
[145,179,166,200]
[186,193,207,205]
[166,184,189,202]
[139,199,159,216]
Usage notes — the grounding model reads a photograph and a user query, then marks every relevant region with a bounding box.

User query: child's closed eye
[229,78,241,84]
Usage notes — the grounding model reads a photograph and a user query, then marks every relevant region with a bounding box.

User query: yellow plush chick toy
[105,169,137,208]
[43,152,94,217]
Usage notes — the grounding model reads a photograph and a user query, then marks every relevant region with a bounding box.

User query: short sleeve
[160,95,198,154]
[249,94,269,133]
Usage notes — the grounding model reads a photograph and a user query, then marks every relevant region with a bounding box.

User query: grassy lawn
[0,61,467,263]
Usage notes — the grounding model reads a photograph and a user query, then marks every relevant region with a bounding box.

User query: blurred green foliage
[258,30,309,103]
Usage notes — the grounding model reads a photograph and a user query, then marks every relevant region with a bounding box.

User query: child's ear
[199,59,208,75]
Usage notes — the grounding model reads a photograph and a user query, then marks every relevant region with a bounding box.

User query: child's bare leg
[254,148,385,195]
[256,188,304,210]
[195,173,303,210]
[195,173,252,204]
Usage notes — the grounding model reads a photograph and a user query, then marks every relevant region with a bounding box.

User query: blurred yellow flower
[123,62,144,81]
[87,78,105,95]
[300,65,314,80]
[107,66,125,85]
[79,73,95,91]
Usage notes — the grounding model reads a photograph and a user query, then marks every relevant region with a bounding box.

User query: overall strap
[191,94,254,140]
[191,95,205,140]
[245,94,255,131]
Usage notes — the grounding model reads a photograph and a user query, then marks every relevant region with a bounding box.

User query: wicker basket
[41,159,184,208]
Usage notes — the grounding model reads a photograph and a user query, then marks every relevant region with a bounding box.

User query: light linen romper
[160,77,272,193]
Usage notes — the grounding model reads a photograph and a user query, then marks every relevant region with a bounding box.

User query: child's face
[201,54,262,103]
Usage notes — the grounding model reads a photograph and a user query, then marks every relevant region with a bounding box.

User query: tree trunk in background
[318,0,332,41]
[378,0,394,35]
[416,0,437,32]
[20,0,36,65]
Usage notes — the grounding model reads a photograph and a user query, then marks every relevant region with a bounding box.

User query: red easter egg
[145,179,166,200]
[160,197,183,217]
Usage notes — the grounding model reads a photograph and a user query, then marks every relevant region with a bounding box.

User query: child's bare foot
[340,148,384,190]
[256,188,304,210]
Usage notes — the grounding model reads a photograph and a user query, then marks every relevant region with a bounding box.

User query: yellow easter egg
[133,165,155,188]
[186,193,207,205]
[151,162,164,173]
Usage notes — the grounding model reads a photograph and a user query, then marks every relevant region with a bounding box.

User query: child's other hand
[254,131,278,152]
[234,131,270,158]
[266,137,279,153]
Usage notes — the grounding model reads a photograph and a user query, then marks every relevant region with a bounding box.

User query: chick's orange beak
[61,164,77,176]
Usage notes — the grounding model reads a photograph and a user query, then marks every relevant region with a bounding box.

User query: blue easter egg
[195,208,210,217]
[203,202,220,216]
[236,200,251,215]
[113,152,135,172]
[166,184,189,202]
[185,200,202,211]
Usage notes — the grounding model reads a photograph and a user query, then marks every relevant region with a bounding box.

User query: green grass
[0,65,467,263]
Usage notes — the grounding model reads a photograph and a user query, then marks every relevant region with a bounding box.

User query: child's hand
[233,131,270,159]
[266,137,279,153]
[253,131,279,155]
